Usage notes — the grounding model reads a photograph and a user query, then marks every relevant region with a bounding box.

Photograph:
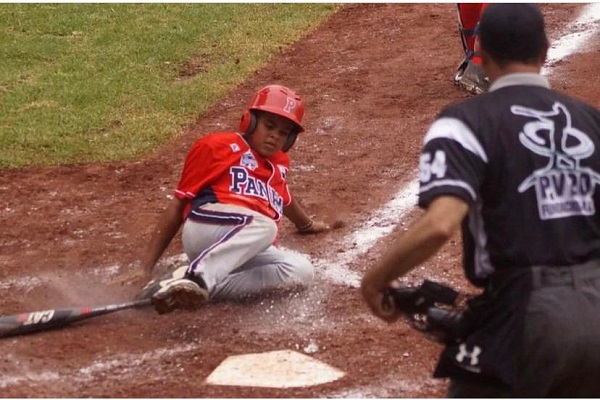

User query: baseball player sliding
[135,84,329,314]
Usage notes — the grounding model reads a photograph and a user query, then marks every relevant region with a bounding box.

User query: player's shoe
[454,60,489,95]
[453,58,470,86]
[134,265,188,301]
[151,275,209,315]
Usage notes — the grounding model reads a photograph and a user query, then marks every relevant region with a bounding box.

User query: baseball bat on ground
[0,298,151,339]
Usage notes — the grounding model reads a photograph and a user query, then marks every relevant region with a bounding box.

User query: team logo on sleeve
[240,150,258,171]
[512,102,600,220]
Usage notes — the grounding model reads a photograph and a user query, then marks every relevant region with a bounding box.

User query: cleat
[455,60,489,95]
[151,277,209,315]
[453,59,469,85]
[134,265,188,301]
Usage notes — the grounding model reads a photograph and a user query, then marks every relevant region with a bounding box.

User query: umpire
[362,4,600,397]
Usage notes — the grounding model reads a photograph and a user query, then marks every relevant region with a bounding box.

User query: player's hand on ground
[310,220,330,233]
[297,219,330,234]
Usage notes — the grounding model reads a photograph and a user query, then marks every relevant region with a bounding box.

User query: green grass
[0,3,338,168]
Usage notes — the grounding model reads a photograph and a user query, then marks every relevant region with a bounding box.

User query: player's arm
[141,196,188,276]
[361,195,469,322]
[283,197,330,234]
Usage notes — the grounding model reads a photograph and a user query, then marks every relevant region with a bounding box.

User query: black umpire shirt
[419,73,600,287]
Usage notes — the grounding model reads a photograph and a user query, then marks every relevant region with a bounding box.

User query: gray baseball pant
[181,202,314,301]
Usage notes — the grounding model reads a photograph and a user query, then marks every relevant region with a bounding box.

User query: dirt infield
[0,4,596,397]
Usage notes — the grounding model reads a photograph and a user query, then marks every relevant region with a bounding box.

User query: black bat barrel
[0,299,151,338]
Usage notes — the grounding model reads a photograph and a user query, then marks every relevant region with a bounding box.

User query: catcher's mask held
[239,84,305,152]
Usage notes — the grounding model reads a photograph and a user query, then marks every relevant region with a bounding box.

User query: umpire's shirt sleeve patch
[418,117,487,209]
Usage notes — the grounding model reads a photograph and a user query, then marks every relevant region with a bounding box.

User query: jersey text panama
[175,132,291,221]
[229,166,284,217]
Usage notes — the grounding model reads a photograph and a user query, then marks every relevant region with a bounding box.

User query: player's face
[249,112,295,158]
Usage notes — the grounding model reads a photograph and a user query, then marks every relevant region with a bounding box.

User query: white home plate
[205,349,345,388]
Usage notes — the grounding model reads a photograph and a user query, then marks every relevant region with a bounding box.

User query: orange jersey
[175,132,292,221]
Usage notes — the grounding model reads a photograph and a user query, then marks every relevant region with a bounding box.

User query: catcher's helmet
[239,85,305,152]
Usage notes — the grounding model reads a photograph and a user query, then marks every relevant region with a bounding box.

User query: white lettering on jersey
[229,166,284,215]
[419,150,448,183]
[512,102,600,220]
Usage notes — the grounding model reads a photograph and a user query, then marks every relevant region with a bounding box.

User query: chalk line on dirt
[543,3,600,75]
[324,372,445,398]
[313,177,419,288]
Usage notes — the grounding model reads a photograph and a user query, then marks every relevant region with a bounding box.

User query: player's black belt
[531,259,600,288]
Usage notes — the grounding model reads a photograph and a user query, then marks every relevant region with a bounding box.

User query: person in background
[454,3,490,94]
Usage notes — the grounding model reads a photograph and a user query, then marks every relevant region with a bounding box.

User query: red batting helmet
[239,85,305,152]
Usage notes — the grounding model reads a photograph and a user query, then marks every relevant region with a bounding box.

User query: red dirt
[0,4,595,397]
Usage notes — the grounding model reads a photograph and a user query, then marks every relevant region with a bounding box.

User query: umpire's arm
[361,195,468,322]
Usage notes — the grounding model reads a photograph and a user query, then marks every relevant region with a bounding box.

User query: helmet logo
[283,97,298,113]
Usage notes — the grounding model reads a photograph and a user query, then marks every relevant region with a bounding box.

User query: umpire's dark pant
[448,260,600,398]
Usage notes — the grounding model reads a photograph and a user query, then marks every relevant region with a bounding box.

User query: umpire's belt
[532,259,600,289]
